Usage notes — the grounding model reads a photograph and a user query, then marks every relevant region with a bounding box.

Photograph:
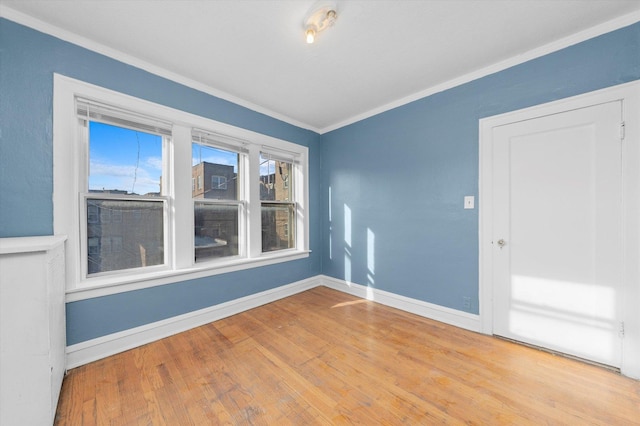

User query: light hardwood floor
[55,286,640,425]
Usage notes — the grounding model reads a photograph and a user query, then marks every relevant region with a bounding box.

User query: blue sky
[192,142,238,171]
[89,122,163,195]
[89,122,278,195]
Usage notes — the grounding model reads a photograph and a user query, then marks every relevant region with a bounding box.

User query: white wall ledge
[0,235,67,255]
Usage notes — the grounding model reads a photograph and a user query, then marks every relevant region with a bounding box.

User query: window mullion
[296,151,309,252]
[247,147,262,258]
[55,75,309,293]
[77,121,90,281]
[172,125,194,269]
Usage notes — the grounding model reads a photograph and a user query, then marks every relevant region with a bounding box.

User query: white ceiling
[2,0,640,133]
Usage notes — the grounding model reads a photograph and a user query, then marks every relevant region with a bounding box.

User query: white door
[492,101,623,367]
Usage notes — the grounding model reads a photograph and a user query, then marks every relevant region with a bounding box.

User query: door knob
[497,239,506,248]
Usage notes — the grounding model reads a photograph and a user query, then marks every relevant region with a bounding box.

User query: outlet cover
[464,196,474,209]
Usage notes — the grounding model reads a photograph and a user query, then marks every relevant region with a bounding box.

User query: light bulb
[305,27,316,44]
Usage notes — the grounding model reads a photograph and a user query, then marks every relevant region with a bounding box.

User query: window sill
[66,249,311,302]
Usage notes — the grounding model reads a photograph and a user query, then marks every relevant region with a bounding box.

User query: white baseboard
[320,275,481,333]
[66,275,322,369]
[66,274,482,369]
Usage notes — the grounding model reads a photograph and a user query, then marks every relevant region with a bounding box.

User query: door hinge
[620,122,625,140]
[619,321,625,338]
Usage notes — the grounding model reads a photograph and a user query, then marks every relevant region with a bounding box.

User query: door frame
[479,80,640,379]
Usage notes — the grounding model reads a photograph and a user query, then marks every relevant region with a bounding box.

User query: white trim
[66,261,638,373]
[0,6,320,133]
[0,235,67,254]
[65,250,310,302]
[2,5,638,135]
[54,74,310,300]
[66,275,322,368]
[66,274,485,368]
[320,11,640,134]
[320,275,481,333]
[479,80,640,379]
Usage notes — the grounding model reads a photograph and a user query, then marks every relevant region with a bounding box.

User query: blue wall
[0,18,322,344]
[321,22,640,314]
[2,17,639,345]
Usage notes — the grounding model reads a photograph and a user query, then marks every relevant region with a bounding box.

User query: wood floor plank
[55,287,640,425]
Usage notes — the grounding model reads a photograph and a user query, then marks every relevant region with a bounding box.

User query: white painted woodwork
[3,2,640,133]
[492,101,623,367]
[53,75,309,302]
[0,235,67,426]
[66,275,481,369]
[480,80,640,378]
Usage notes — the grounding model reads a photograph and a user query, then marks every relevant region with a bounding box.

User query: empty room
[1,1,640,424]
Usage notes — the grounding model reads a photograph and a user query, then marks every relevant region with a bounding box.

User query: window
[86,198,165,274]
[212,175,228,190]
[79,98,170,277]
[192,132,245,263]
[87,204,99,224]
[260,152,296,252]
[54,75,309,298]
[88,237,99,256]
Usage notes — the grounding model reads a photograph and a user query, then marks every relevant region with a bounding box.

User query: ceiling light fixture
[303,1,338,44]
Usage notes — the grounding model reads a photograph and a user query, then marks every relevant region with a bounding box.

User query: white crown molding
[319,10,640,134]
[2,5,638,135]
[0,5,321,134]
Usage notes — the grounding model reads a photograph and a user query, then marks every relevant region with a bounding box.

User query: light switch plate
[464,196,474,209]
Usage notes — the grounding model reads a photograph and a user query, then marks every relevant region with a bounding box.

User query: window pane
[195,202,239,262]
[89,122,163,196]
[260,154,292,201]
[87,205,99,224]
[211,175,227,190]
[87,199,164,274]
[192,143,239,200]
[261,203,295,252]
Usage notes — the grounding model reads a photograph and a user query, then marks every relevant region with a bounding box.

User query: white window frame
[54,74,310,301]
[191,133,248,263]
[259,151,298,253]
[80,194,170,278]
